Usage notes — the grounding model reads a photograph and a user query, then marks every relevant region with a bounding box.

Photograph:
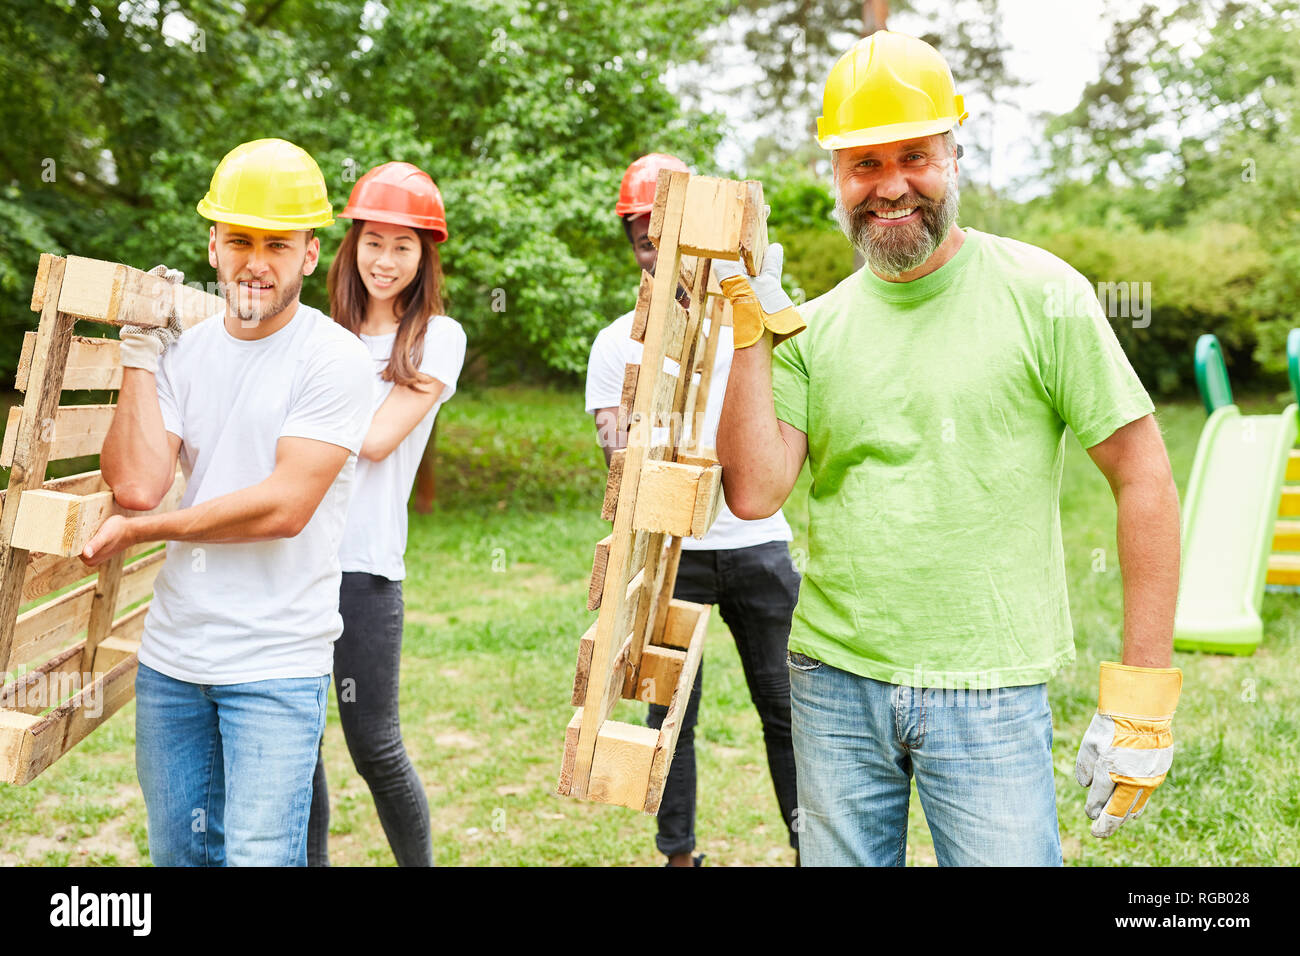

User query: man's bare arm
[81,435,351,565]
[1085,413,1180,668]
[99,368,182,511]
[717,337,807,519]
[593,407,626,468]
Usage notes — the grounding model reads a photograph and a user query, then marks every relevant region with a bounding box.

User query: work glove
[119,264,186,373]
[711,242,806,349]
[1075,661,1182,838]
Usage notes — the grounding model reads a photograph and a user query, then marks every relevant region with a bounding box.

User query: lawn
[1,384,1296,866]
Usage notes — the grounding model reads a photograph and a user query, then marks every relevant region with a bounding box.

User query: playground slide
[1174,402,1299,654]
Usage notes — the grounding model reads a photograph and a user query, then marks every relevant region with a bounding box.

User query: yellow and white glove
[119,264,186,373]
[711,243,806,349]
[1075,661,1182,838]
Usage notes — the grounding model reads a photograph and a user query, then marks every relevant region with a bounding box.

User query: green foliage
[0,0,726,384]
[1034,224,1270,396]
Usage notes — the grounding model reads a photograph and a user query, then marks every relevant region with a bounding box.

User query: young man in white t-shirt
[82,139,374,866]
[584,154,802,866]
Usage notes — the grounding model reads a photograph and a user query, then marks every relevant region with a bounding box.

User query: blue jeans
[789,653,1062,866]
[135,661,330,866]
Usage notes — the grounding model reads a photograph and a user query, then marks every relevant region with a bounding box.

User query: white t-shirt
[585,310,793,551]
[338,315,467,580]
[141,302,375,685]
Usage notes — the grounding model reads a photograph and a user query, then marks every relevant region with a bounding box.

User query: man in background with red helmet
[584,153,802,866]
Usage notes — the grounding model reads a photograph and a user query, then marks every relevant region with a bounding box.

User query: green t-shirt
[772,228,1154,689]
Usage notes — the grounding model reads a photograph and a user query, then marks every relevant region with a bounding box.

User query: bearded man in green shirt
[715,31,1184,866]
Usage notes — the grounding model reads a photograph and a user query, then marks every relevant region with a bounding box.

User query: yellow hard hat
[197,138,335,230]
[816,31,968,151]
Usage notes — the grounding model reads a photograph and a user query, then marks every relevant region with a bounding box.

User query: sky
[672,0,1141,198]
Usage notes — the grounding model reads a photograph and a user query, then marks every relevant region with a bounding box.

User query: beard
[216,263,304,324]
[834,163,960,279]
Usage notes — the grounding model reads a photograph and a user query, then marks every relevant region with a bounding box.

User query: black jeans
[646,540,802,857]
[308,572,432,866]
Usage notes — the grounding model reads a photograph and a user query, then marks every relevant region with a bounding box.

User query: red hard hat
[616,153,690,218]
[341,161,447,242]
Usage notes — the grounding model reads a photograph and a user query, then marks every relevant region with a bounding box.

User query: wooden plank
[0,712,40,783]
[678,177,747,261]
[15,333,36,392]
[1287,451,1300,482]
[666,253,710,449]
[21,541,156,606]
[0,607,150,714]
[55,255,221,329]
[643,599,709,813]
[691,464,724,538]
[0,468,107,507]
[61,654,137,758]
[738,180,768,275]
[91,633,141,674]
[11,471,185,556]
[655,598,708,650]
[616,363,639,437]
[17,336,122,393]
[0,403,115,469]
[0,256,76,674]
[587,532,649,614]
[633,460,710,537]
[570,620,599,705]
[627,534,668,682]
[571,169,691,800]
[601,449,625,522]
[676,449,719,468]
[30,253,55,313]
[649,538,684,647]
[81,553,124,672]
[662,299,689,365]
[8,549,163,670]
[558,709,658,811]
[628,270,655,343]
[3,654,138,785]
[587,535,612,612]
[683,299,725,461]
[0,643,83,714]
[677,178,766,274]
[632,644,686,707]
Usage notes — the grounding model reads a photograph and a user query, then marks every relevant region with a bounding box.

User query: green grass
[1,383,1297,865]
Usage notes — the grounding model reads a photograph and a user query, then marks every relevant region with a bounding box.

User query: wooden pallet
[0,254,219,784]
[556,171,766,812]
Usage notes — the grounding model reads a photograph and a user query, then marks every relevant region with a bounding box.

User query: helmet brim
[817,117,963,152]
[197,199,334,231]
[340,206,448,242]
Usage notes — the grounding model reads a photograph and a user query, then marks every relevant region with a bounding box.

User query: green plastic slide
[1174,333,1299,654]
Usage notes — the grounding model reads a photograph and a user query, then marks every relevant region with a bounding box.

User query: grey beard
[835,168,960,279]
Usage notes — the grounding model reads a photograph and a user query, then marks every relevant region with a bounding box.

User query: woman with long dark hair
[308,162,466,866]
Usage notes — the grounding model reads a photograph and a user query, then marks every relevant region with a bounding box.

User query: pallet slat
[8,549,163,671]
[32,255,222,329]
[16,335,122,393]
[0,653,138,785]
[10,470,185,556]
[0,404,115,469]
